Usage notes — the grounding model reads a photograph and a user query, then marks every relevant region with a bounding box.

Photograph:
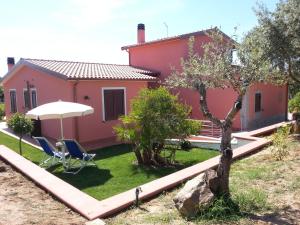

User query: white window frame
[30,88,38,108]
[101,87,127,121]
[9,89,17,113]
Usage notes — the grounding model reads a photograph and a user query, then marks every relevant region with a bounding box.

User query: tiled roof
[121,27,234,50]
[22,58,158,80]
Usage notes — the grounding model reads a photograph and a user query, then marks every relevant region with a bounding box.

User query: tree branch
[196,83,223,127]
[288,60,300,84]
[224,93,244,127]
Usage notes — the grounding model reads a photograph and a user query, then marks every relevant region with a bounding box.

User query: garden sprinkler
[135,186,142,207]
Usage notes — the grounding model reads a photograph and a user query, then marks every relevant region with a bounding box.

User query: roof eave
[121,28,237,50]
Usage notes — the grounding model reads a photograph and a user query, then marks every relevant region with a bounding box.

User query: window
[23,89,31,109]
[9,90,17,113]
[102,88,125,121]
[31,89,37,108]
[255,93,262,112]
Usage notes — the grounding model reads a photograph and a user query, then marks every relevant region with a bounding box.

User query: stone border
[0,121,291,220]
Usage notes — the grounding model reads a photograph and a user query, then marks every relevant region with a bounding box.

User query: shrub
[0,104,5,120]
[288,91,300,113]
[269,125,291,160]
[114,87,201,166]
[180,140,192,150]
[7,113,33,155]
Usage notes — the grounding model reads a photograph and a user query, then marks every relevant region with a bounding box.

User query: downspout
[73,80,79,140]
[285,83,289,121]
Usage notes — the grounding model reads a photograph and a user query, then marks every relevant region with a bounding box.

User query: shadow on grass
[129,159,202,179]
[50,166,113,189]
[247,205,299,225]
[91,144,132,160]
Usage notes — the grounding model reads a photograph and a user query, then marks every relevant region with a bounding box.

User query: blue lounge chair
[62,139,96,174]
[34,137,67,167]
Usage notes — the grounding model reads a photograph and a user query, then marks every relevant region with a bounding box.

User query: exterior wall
[3,66,149,146]
[243,83,287,130]
[127,34,287,130]
[3,66,74,140]
[128,35,241,129]
[73,80,148,145]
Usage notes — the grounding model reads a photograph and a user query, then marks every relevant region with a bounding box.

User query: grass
[107,137,300,225]
[0,131,219,200]
[0,103,4,121]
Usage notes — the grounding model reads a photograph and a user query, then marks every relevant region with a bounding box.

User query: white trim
[9,89,17,113]
[101,87,127,121]
[30,88,38,108]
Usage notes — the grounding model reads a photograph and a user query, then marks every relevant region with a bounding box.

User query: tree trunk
[19,135,23,156]
[142,148,152,165]
[133,147,143,165]
[196,83,243,197]
[292,113,300,134]
[216,124,233,196]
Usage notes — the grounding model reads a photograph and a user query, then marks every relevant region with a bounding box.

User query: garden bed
[0,131,218,201]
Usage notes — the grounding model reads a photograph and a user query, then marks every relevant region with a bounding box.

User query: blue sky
[0,0,279,76]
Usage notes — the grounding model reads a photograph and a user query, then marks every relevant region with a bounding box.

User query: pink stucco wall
[3,65,149,145]
[3,66,75,139]
[243,83,287,130]
[127,33,287,130]
[74,80,148,144]
[127,35,242,128]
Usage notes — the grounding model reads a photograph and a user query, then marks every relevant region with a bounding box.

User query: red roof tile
[22,58,158,81]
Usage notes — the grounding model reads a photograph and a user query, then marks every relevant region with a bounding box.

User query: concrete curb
[0,121,290,219]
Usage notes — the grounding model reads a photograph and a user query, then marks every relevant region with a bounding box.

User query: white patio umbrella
[26,100,94,139]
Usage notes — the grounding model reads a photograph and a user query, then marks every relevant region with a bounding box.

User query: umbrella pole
[60,118,64,139]
[60,117,67,168]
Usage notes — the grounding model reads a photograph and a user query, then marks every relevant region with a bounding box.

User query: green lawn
[0,131,219,200]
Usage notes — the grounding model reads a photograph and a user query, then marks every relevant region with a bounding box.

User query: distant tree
[166,29,269,197]
[7,113,33,155]
[114,87,201,166]
[248,0,300,86]
[289,92,300,133]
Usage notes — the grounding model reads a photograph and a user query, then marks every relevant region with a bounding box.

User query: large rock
[173,171,215,217]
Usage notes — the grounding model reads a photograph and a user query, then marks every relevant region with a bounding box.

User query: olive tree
[250,0,300,87]
[288,92,300,133]
[166,29,270,196]
[7,113,33,155]
[114,87,201,166]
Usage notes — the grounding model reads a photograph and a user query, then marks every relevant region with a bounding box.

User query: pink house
[1,24,288,148]
[122,24,288,130]
[1,58,157,148]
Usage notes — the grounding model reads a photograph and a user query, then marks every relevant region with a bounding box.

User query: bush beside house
[114,87,201,166]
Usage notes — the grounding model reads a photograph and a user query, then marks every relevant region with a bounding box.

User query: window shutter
[31,90,37,108]
[104,90,114,121]
[10,91,17,113]
[114,89,124,118]
[103,89,125,121]
[255,93,261,112]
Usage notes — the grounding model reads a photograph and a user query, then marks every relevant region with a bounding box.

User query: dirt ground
[0,159,87,225]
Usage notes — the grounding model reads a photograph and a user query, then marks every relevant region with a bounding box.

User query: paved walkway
[0,121,289,220]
